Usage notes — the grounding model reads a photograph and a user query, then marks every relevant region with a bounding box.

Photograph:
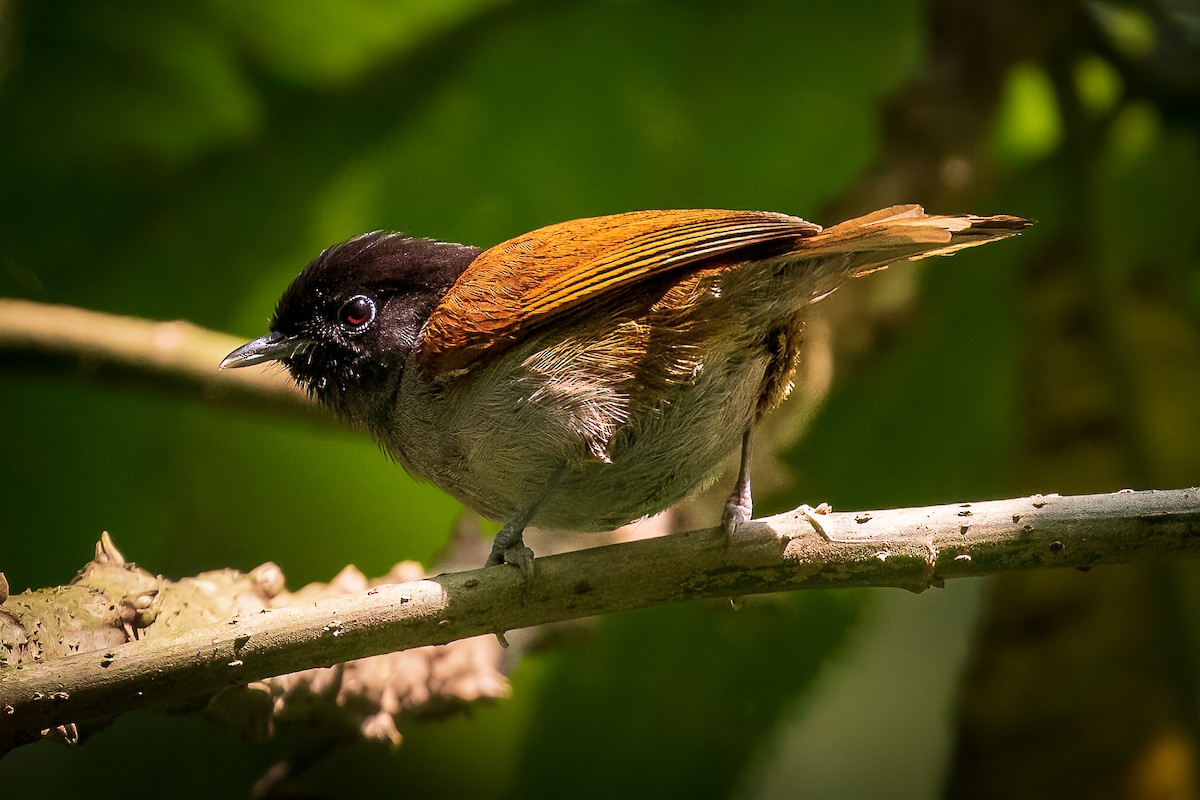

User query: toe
[488,545,535,580]
[722,501,753,535]
[508,546,536,580]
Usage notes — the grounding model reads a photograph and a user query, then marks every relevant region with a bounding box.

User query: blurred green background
[2,0,1199,797]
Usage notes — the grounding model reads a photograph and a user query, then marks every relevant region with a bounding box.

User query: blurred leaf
[1108,101,1163,165]
[1075,54,1123,117]
[990,62,1062,164]
[1089,0,1158,58]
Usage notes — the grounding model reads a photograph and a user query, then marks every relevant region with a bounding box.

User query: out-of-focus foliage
[1,0,1197,797]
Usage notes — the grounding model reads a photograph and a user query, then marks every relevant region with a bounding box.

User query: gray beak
[220,332,304,369]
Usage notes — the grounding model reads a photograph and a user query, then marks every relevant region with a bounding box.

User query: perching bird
[222,205,1031,572]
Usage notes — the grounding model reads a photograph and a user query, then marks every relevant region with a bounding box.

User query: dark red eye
[337,295,376,331]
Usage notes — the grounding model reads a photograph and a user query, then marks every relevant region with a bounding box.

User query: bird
[221,205,1031,574]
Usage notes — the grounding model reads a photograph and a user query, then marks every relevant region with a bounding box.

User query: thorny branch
[2,487,1198,756]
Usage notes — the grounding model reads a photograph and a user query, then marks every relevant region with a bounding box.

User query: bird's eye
[337,295,376,332]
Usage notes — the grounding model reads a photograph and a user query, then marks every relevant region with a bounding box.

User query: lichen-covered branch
[2,488,1198,756]
[0,298,322,424]
[0,533,508,754]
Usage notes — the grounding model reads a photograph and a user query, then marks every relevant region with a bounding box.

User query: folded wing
[419,209,822,373]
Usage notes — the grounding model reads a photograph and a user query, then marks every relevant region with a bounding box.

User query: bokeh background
[2,0,1199,796]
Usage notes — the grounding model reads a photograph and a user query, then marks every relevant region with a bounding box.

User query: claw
[722,499,753,536]
[487,542,535,580]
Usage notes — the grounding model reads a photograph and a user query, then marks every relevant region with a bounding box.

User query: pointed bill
[220,332,303,369]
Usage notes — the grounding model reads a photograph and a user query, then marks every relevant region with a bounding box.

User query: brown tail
[798,204,1033,279]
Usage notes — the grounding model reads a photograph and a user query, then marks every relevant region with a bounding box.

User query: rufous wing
[419,209,822,373]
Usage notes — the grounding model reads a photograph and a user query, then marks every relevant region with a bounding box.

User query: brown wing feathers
[421,209,821,371]
[525,219,810,311]
[420,205,1031,373]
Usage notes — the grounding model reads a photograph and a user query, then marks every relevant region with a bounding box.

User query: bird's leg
[721,427,834,539]
[486,467,565,578]
[722,427,754,535]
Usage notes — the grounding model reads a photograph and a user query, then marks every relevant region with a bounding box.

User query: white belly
[388,336,768,532]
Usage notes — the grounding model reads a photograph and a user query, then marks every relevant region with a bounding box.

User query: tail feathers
[799,204,1033,279]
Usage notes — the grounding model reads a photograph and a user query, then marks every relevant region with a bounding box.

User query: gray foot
[486,538,535,580]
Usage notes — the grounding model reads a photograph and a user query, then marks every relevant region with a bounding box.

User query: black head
[222,232,480,424]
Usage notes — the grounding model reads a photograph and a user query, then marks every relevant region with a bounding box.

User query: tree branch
[2,488,1198,754]
[0,298,322,424]
[0,531,510,754]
